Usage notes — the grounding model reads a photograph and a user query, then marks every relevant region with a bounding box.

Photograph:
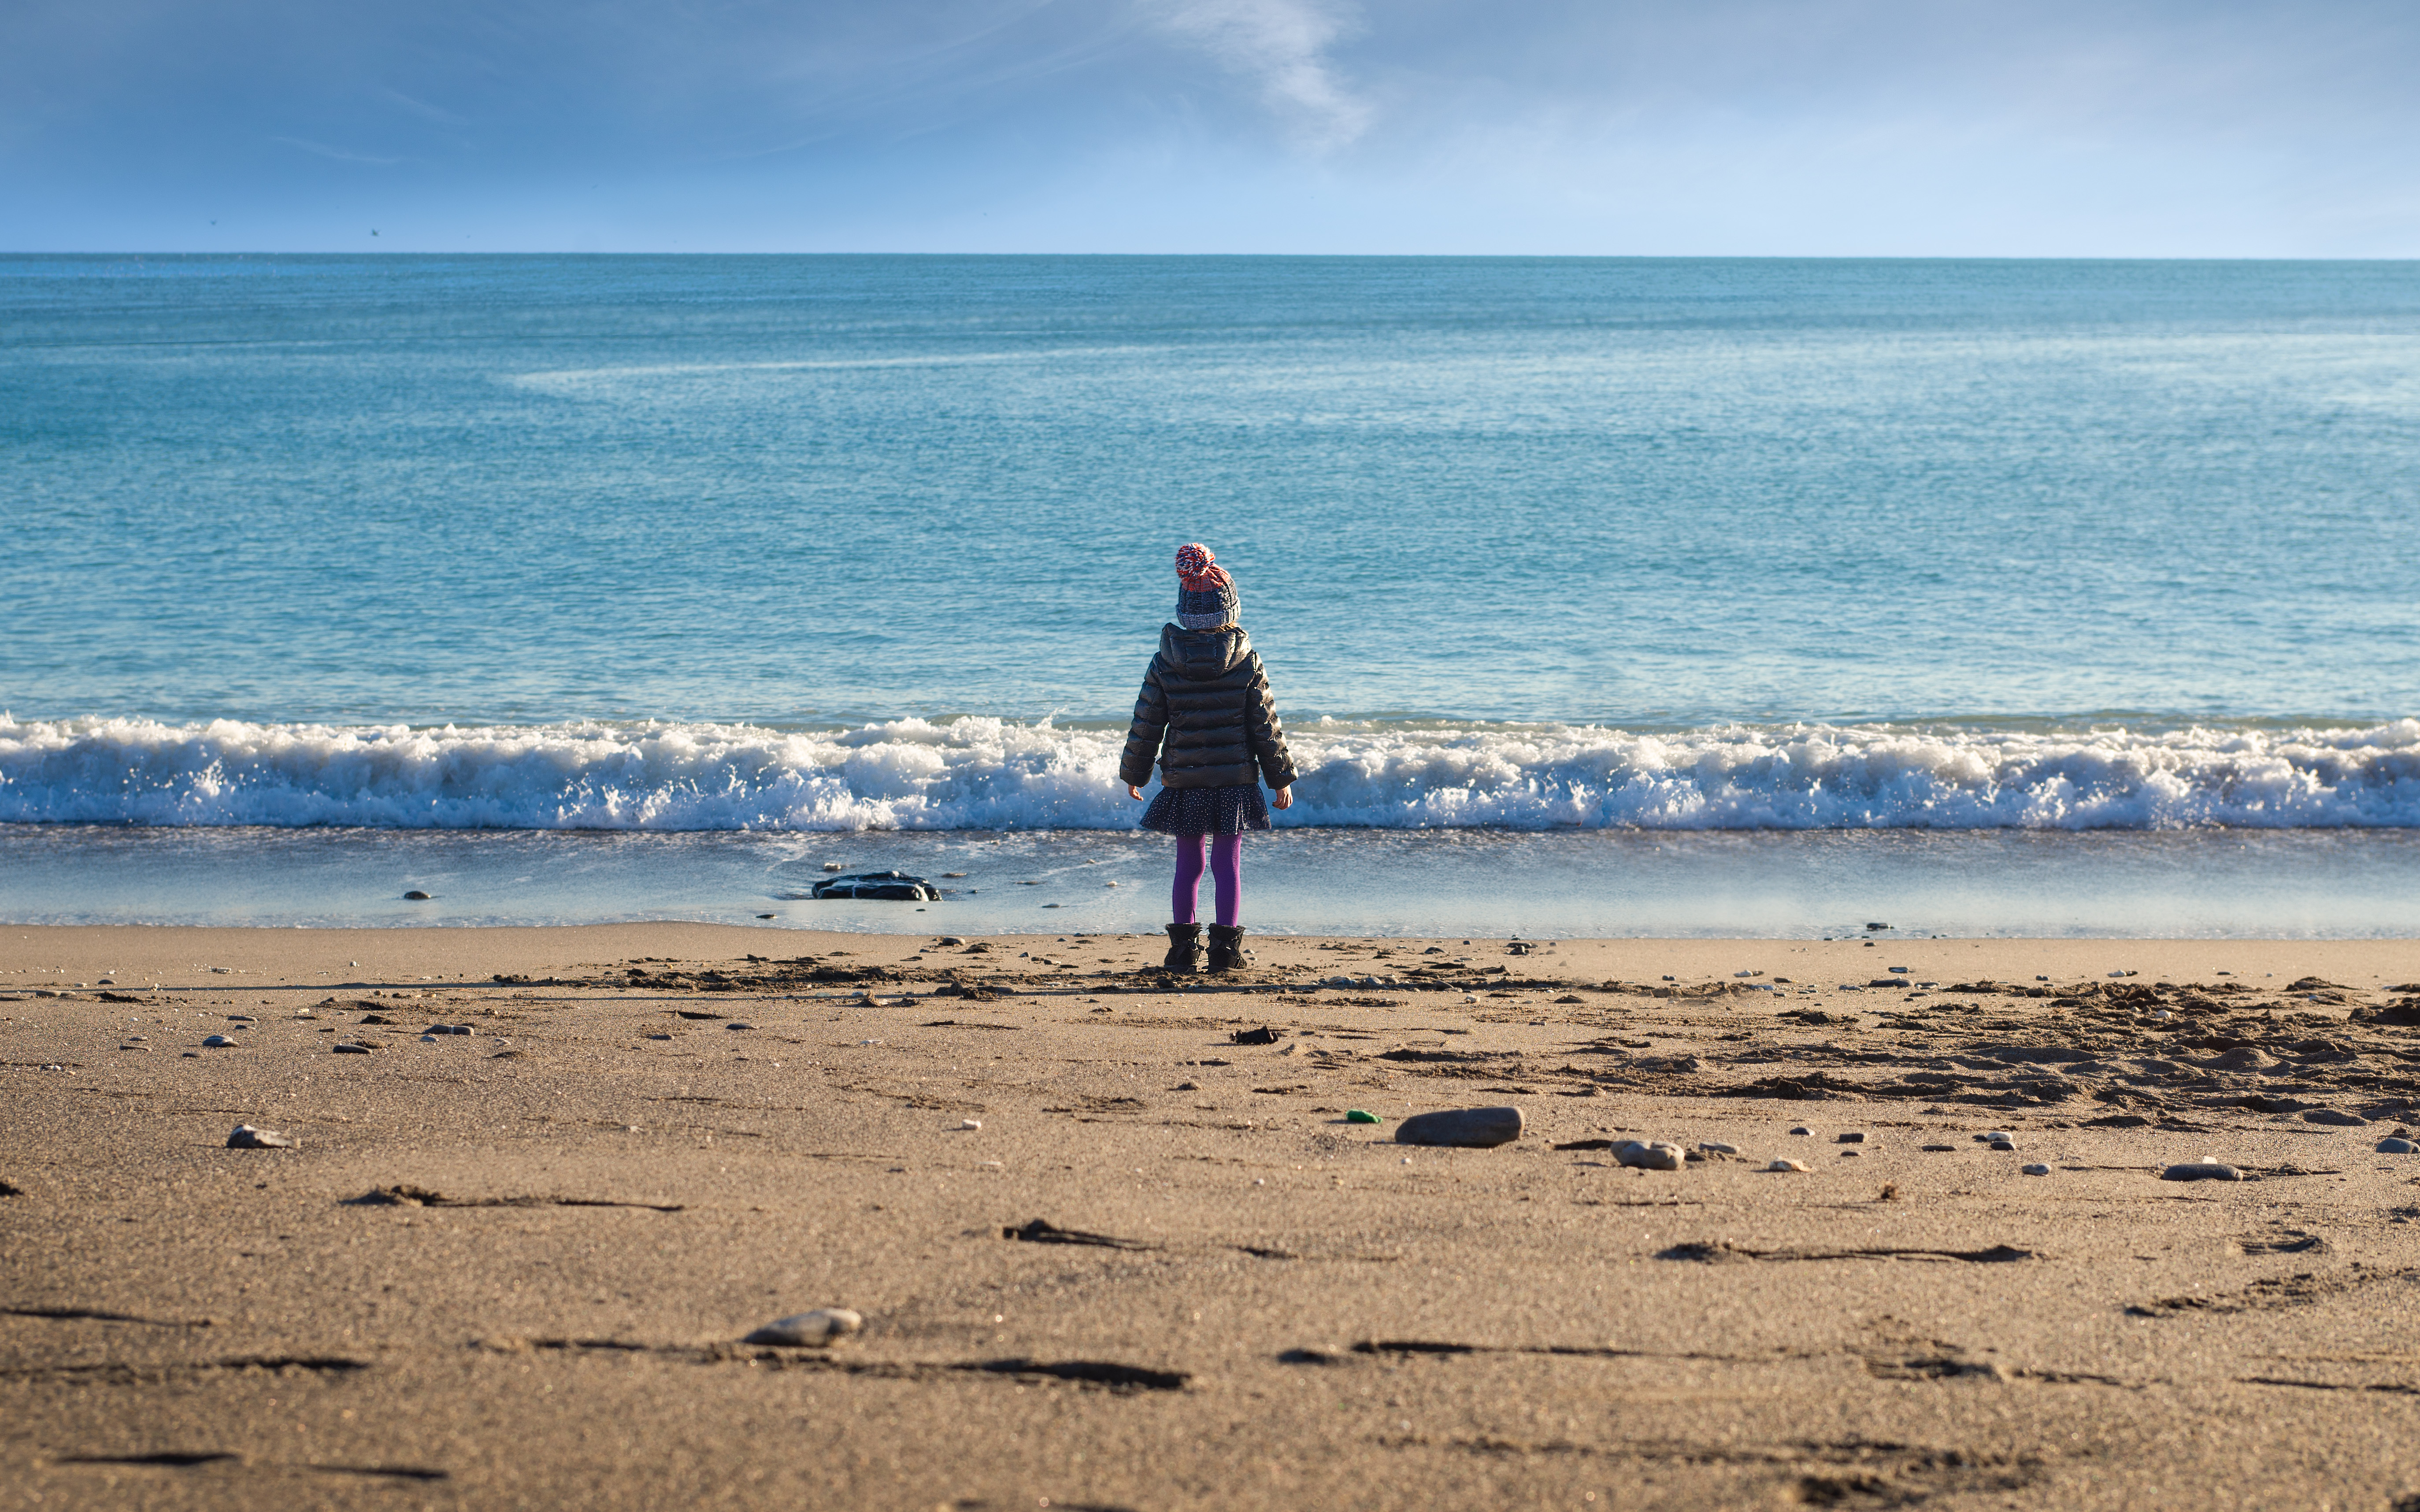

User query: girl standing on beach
[1119,543,1299,973]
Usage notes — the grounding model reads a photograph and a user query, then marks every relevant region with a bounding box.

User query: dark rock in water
[1395,1106,1524,1148]
[810,871,942,902]
[1232,1026,1280,1045]
[1865,922,1890,931]
[403,890,433,901]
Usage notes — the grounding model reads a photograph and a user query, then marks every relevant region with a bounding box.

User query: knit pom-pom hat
[1173,543,1240,630]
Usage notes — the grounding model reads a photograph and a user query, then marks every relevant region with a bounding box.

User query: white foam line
[3,714,2417,832]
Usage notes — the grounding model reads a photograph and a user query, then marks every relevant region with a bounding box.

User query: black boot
[1162,922,1204,972]
[1206,924,1247,973]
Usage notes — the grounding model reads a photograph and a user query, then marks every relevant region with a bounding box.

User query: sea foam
[2,715,2416,832]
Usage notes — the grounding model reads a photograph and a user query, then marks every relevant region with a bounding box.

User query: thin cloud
[271,135,404,165]
[1146,0,1370,148]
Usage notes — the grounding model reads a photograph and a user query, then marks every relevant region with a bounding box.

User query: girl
[1119,543,1299,973]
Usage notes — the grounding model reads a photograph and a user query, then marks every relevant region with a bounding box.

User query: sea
[5,254,2418,937]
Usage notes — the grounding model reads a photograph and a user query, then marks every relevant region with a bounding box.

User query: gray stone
[1837,1131,1869,1144]
[201,1034,238,1048]
[1697,1140,1741,1157]
[1395,1106,1524,1148]
[2021,1162,2052,1176]
[744,1308,863,1346]
[1788,1126,1814,1136]
[2376,1137,2418,1154]
[1616,1140,1684,1171]
[226,1125,295,1149]
[2161,1160,2245,1182]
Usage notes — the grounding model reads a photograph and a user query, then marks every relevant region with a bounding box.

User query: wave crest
[3,714,2417,831]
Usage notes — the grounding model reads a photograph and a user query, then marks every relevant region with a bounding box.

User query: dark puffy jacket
[1118,625,1299,791]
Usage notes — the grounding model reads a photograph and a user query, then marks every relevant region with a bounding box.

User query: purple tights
[1170,834,1243,928]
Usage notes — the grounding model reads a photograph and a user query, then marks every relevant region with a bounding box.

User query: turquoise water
[4,255,2419,929]
[8,254,2418,728]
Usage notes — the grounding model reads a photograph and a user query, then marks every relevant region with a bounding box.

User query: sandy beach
[6,922,2420,1509]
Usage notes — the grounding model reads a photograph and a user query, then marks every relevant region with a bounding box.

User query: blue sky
[4,0,2415,254]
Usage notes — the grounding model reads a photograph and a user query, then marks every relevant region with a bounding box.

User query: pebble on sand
[2376,1137,2417,1154]
[1395,1106,1524,1149]
[1837,1131,1869,1144]
[2161,1160,2246,1182]
[201,1035,238,1048]
[226,1124,295,1149]
[1616,1140,1684,1171]
[1788,1126,1814,1137]
[744,1308,863,1347]
[960,1119,982,1131]
[1697,1141,1740,1157]
[1344,1110,1381,1125]
[1767,1158,1811,1172]
[2021,1163,2052,1176]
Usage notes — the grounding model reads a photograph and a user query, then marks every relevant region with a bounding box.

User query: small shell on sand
[960,1119,982,1131]
[1767,1158,1811,1172]
[2161,1160,2245,1182]
[227,1124,295,1149]
[744,1308,863,1346]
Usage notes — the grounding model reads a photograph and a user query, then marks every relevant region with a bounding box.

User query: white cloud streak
[1145,0,1370,148]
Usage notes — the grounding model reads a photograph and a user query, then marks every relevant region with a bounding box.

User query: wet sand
[5,923,2420,1509]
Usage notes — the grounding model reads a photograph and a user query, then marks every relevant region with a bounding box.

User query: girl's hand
[1127,784,1145,801]
[1271,786,1293,810]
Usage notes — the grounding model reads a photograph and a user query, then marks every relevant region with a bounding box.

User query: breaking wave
[3,714,2418,832]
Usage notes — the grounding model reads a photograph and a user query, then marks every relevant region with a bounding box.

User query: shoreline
[12,825,2420,939]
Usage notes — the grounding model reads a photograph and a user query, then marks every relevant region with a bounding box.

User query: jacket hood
[1159,623,1251,680]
